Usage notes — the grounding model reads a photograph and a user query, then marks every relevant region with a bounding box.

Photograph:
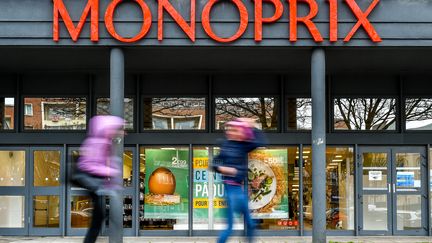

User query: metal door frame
[391,147,428,236]
[358,146,428,236]
[66,146,90,236]
[0,147,30,235]
[28,147,65,235]
[358,147,392,236]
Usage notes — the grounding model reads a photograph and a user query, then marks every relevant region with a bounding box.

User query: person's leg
[241,188,255,243]
[83,193,105,243]
[218,185,235,243]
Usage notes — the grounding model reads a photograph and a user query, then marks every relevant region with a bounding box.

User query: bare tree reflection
[215,97,277,130]
[334,98,396,130]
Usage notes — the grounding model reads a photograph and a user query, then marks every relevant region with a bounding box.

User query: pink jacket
[78,115,124,177]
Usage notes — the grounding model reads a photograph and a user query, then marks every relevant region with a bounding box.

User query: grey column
[311,48,326,243]
[110,48,124,243]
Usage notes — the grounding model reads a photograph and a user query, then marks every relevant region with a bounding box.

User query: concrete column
[109,48,124,243]
[311,48,326,243]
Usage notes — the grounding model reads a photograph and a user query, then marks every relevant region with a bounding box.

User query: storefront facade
[0,0,431,238]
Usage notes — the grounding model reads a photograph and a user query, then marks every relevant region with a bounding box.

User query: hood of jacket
[88,115,124,139]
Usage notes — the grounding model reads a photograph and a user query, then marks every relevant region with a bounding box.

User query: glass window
[143,98,205,130]
[24,104,33,116]
[249,147,299,230]
[405,98,432,130]
[34,151,61,187]
[105,196,133,229]
[123,151,133,187]
[139,147,190,230]
[0,97,14,130]
[0,150,25,186]
[215,97,278,130]
[0,196,25,228]
[24,98,87,130]
[192,147,243,230]
[71,195,92,228]
[303,147,355,230]
[287,98,312,130]
[96,98,134,130]
[33,195,59,228]
[334,98,396,130]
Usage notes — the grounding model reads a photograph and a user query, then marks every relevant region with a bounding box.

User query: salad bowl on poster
[248,159,277,210]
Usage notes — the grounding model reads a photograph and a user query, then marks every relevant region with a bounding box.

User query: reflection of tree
[335,98,432,130]
[44,98,86,119]
[405,99,432,121]
[334,98,396,130]
[151,98,204,116]
[288,98,311,130]
[215,98,277,129]
[143,98,205,129]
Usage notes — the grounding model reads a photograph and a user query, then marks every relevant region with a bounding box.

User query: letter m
[53,0,99,42]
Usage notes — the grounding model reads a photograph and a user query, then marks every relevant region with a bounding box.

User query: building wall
[0,0,431,46]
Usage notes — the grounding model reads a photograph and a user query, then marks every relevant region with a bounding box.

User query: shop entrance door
[358,147,428,236]
[29,147,64,235]
[0,147,64,236]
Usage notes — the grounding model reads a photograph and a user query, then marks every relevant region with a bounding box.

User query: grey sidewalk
[0,237,431,243]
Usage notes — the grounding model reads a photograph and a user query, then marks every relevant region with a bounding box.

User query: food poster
[248,149,289,219]
[144,149,189,219]
[193,149,226,223]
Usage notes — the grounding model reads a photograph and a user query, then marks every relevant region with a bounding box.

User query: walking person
[72,115,124,243]
[212,118,266,243]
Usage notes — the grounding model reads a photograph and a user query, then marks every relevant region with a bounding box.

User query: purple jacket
[78,115,124,177]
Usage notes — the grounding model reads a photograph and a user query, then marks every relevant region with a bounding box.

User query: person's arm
[216,166,238,176]
[245,128,267,152]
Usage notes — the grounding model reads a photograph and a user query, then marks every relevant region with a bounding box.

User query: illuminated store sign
[52,0,381,43]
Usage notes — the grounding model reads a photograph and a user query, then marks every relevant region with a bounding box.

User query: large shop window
[303,147,354,230]
[249,147,299,230]
[97,98,134,130]
[215,97,278,130]
[0,97,14,130]
[139,147,190,230]
[70,150,134,229]
[287,98,312,130]
[142,98,205,130]
[24,98,87,130]
[192,147,299,230]
[333,98,397,130]
[405,98,432,130]
[192,147,244,230]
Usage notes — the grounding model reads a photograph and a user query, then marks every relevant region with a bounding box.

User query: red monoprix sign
[52,0,382,43]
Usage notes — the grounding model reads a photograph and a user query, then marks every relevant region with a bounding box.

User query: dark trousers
[84,192,105,243]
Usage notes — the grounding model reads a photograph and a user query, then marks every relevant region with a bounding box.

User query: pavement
[0,237,431,243]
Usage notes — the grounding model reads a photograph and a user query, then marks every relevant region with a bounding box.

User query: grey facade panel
[0,0,431,46]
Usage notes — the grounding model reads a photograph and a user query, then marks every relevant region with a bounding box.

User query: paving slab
[0,237,430,243]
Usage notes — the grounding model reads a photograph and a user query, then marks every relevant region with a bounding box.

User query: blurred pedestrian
[212,118,266,243]
[72,115,124,243]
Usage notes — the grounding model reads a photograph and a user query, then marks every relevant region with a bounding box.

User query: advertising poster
[143,149,189,220]
[248,149,289,219]
[193,149,226,222]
